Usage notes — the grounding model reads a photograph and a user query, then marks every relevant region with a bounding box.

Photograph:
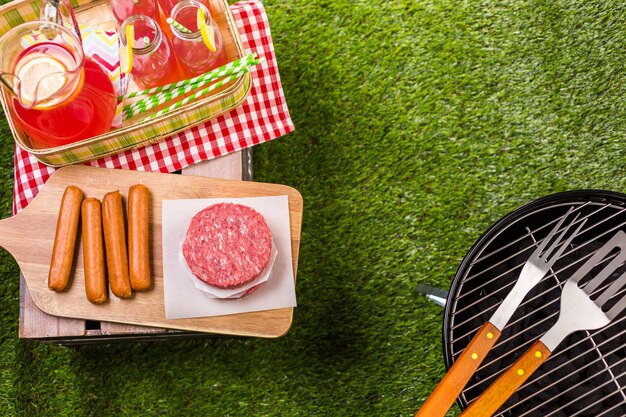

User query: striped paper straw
[119,53,257,100]
[140,70,248,122]
[167,17,192,33]
[123,77,211,119]
[122,56,263,119]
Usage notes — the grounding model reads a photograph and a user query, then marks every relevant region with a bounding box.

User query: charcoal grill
[443,190,626,416]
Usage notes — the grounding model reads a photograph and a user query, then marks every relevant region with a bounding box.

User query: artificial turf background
[2,0,626,415]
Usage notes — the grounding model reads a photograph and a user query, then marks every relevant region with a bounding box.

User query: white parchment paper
[162,196,297,319]
[181,241,278,299]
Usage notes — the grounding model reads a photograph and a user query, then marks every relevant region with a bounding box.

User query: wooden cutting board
[0,165,303,337]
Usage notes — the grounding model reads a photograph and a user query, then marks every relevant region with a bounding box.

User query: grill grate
[444,192,626,416]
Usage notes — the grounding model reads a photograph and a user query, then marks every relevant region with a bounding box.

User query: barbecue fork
[415,208,585,417]
[459,230,626,417]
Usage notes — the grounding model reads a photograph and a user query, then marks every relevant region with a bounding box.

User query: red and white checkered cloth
[12,0,294,214]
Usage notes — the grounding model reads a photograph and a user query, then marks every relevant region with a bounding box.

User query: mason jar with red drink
[168,0,227,77]
[119,14,183,89]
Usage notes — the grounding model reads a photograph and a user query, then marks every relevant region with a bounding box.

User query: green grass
[3,0,626,415]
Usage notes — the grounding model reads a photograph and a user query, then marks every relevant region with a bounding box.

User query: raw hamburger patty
[182,203,272,288]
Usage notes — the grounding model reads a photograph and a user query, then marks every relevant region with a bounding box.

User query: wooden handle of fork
[414,322,501,417]
[459,340,552,417]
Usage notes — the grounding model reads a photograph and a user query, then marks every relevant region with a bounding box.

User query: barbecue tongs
[415,207,585,417]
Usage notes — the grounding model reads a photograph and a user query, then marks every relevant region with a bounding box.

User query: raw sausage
[128,184,151,291]
[102,191,131,298]
[48,185,84,291]
[81,198,107,304]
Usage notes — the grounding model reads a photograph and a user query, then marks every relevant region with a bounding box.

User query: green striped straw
[140,70,249,122]
[122,56,263,119]
[123,56,262,119]
[123,77,211,119]
[119,53,257,100]
[166,17,192,33]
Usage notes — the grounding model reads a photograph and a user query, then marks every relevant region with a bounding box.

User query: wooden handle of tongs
[415,322,501,417]
[459,340,552,417]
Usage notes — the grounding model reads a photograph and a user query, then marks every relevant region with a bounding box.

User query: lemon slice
[15,53,68,107]
[197,8,216,52]
[123,24,134,74]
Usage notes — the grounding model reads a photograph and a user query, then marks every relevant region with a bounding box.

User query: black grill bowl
[443,190,626,417]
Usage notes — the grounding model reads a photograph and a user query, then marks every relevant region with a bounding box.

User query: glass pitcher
[0,0,117,149]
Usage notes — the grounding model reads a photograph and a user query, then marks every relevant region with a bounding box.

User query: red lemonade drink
[170,0,227,76]
[109,0,159,25]
[158,0,215,21]
[10,42,116,149]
